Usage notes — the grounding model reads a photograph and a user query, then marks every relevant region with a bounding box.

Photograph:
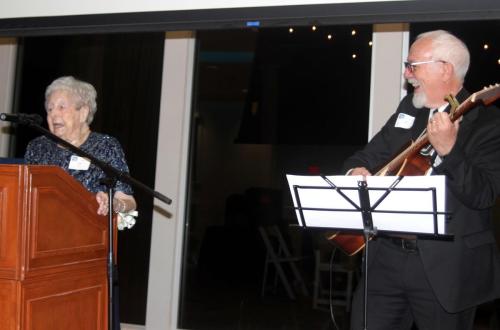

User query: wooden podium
[0,165,108,330]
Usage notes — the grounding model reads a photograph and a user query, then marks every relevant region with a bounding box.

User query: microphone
[0,113,43,125]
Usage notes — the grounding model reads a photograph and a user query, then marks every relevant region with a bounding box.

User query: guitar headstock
[472,83,500,105]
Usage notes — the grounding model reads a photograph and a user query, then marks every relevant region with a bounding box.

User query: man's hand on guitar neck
[428,111,459,157]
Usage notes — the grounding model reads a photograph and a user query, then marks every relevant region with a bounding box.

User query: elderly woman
[24,76,136,216]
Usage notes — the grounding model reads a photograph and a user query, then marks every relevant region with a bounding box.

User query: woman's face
[46,89,89,144]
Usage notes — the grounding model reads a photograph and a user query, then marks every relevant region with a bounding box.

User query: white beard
[408,78,427,108]
[412,92,427,108]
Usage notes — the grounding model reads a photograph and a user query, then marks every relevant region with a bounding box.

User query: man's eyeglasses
[404,60,446,73]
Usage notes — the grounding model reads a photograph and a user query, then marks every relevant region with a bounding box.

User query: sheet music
[286,174,447,235]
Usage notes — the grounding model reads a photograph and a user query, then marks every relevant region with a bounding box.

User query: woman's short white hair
[45,76,97,125]
[416,30,470,82]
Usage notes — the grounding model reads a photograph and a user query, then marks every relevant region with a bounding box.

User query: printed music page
[366,175,446,235]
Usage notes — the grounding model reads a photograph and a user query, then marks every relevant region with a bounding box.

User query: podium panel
[22,268,106,330]
[0,165,23,280]
[0,165,108,330]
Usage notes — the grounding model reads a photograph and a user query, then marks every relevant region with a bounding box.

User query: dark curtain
[12,32,165,325]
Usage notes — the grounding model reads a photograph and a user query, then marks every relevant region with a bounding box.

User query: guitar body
[395,154,433,176]
[326,155,431,255]
[326,84,500,256]
[326,232,367,256]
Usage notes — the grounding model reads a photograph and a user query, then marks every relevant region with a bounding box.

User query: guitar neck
[375,91,482,176]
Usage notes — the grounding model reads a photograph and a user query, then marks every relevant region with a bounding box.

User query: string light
[483,44,489,50]
[351,29,357,36]
[368,41,373,46]
[352,53,357,59]
[327,34,332,40]
[289,27,294,33]
[498,58,500,65]
[312,25,317,31]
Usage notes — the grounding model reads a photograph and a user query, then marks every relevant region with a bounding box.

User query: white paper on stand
[286,174,447,235]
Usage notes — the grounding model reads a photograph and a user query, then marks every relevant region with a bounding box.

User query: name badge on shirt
[69,155,91,170]
[394,113,415,129]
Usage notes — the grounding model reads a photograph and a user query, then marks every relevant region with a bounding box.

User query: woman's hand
[96,191,109,215]
[95,191,137,215]
[112,191,137,213]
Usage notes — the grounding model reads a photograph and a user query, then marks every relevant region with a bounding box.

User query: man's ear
[442,62,454,82]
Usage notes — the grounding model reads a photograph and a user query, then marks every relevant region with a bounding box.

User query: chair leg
[274,261,296,299]
[259,227,296,299]
[271,226,309,296]
[314,249,357,312]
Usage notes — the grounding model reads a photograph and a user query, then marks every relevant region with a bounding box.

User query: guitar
[328,84,500,256]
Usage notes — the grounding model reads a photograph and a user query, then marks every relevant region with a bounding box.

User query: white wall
[0,38,17,157]
[368,23,408,140]
[146,31,195,330]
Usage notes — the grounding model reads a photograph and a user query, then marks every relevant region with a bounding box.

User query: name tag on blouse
[69,155,91,170]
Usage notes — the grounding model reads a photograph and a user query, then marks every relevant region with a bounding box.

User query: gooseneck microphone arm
[0,112,44,125]
[0,112,172,204]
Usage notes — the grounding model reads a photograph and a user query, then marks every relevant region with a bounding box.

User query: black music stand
[286,174,451,330]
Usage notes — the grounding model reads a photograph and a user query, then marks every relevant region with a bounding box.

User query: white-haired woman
[25,76,136,216]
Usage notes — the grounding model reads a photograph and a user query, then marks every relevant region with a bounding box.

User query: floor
[177,252,500,330]
[176,225,500,330]
[180,292,499,330]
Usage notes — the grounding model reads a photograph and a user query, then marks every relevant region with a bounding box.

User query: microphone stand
[5,116,172,330]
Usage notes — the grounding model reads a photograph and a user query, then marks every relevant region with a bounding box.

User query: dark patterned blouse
[25,132,133,194]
